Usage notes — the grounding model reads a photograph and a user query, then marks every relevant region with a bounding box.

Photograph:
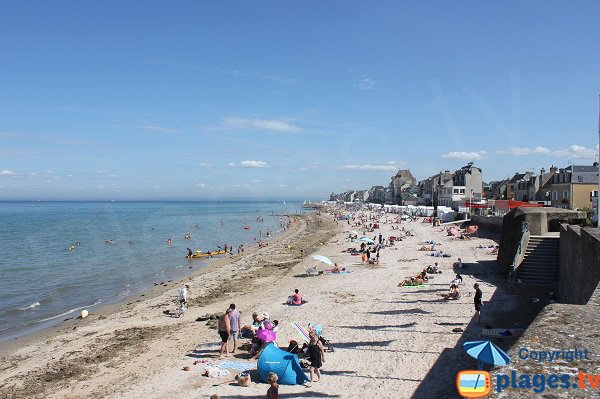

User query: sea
[0,200,303,342]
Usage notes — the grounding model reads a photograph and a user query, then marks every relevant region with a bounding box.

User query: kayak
[243,226,251,230]
[190,250,226,258]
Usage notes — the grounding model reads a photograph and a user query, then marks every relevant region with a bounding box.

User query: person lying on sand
[428,251,451,257]
[398,272,427,287]
[418,246,433,251]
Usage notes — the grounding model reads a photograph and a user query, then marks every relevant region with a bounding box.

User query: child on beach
[267,372,279,399]
[307,330,324,384]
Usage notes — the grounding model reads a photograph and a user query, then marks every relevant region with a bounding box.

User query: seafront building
[330,162,598,216]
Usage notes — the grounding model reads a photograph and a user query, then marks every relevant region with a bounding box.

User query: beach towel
[402,284,430,288]
[216,360,257,371]
[323,270,352,274]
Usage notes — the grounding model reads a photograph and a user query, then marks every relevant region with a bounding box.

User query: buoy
[81,309,88,318]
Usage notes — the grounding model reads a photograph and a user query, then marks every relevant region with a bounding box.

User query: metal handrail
[509,221,529,281]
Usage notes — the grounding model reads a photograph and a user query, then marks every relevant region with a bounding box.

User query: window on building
[578,175,583,182]
[460,189,465,194]
[552,191,557,200]
[563,190,569,199]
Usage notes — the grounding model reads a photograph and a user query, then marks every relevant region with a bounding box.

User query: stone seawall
[471,215,503,233]
[489,286,600,398]
[487,225,600,398]
[558,225,600,304]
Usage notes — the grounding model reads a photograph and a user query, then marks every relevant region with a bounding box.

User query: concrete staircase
[516,235,559,287]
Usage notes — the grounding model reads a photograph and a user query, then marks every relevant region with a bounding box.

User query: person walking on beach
[218,308,231,357]
[473,283,483,324]
[228,304,240,353]
[177,284,189,317]
[307,330,324,384]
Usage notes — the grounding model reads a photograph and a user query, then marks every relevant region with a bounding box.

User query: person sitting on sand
[418,245,433,251]
[426,262,442,274]
[330,263,344,273]
[453,258,463,269]
[287,289,306,305]
[251,312,263,333]
[450,273,463,286]
[445,283,460,300]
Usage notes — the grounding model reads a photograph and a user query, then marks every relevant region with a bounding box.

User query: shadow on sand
[409,259,551,399]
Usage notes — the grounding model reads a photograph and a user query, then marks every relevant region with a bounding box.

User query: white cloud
[197,183,206,188]
[442,151,488,160]
[138,123,180,134]
[228,162,236,167]
[341,164,397,171]
[223,117,302,133]
[354,77,377,90]
[0,169,15,176]
[240,160,268,168]
[497,146,550,156]
[553,144,598,159]
[497,144,598,159]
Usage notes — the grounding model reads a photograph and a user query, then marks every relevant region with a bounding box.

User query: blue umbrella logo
[463,340,510,369]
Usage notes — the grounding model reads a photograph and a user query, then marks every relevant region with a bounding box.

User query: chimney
[540,167,545,175]
[549,165,558,174]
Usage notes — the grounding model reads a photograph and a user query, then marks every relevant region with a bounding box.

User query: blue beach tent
[257,343,309,385]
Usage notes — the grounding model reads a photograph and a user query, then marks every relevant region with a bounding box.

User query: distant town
[329,161,599,220]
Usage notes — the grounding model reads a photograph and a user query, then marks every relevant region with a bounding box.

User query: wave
[18,302,41,311]
[36,301,101,324]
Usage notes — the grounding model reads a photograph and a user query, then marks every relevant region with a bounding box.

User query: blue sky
[1,1,599,200]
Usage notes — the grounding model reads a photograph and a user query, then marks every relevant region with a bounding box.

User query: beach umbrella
[463,340,510,369]
[357,236,375,244]
[312,255,333,266]
[256,328,277,343]
[291,321,310,342]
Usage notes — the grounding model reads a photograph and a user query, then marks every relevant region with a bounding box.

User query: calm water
[0,201,302,341]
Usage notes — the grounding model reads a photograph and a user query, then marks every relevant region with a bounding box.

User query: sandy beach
[0,210,543,399]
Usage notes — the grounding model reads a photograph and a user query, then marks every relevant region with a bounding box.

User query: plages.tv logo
[456,370,491,398]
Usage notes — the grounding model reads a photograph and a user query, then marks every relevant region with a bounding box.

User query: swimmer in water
[187,248,193,259]
[167,238,172,245]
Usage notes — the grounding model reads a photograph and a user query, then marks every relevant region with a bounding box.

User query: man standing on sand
[228,304,240,353]
[218,308,231,357]
[473,283,483,324]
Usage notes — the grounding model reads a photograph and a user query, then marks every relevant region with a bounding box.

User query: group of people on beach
[211,300,325,387]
